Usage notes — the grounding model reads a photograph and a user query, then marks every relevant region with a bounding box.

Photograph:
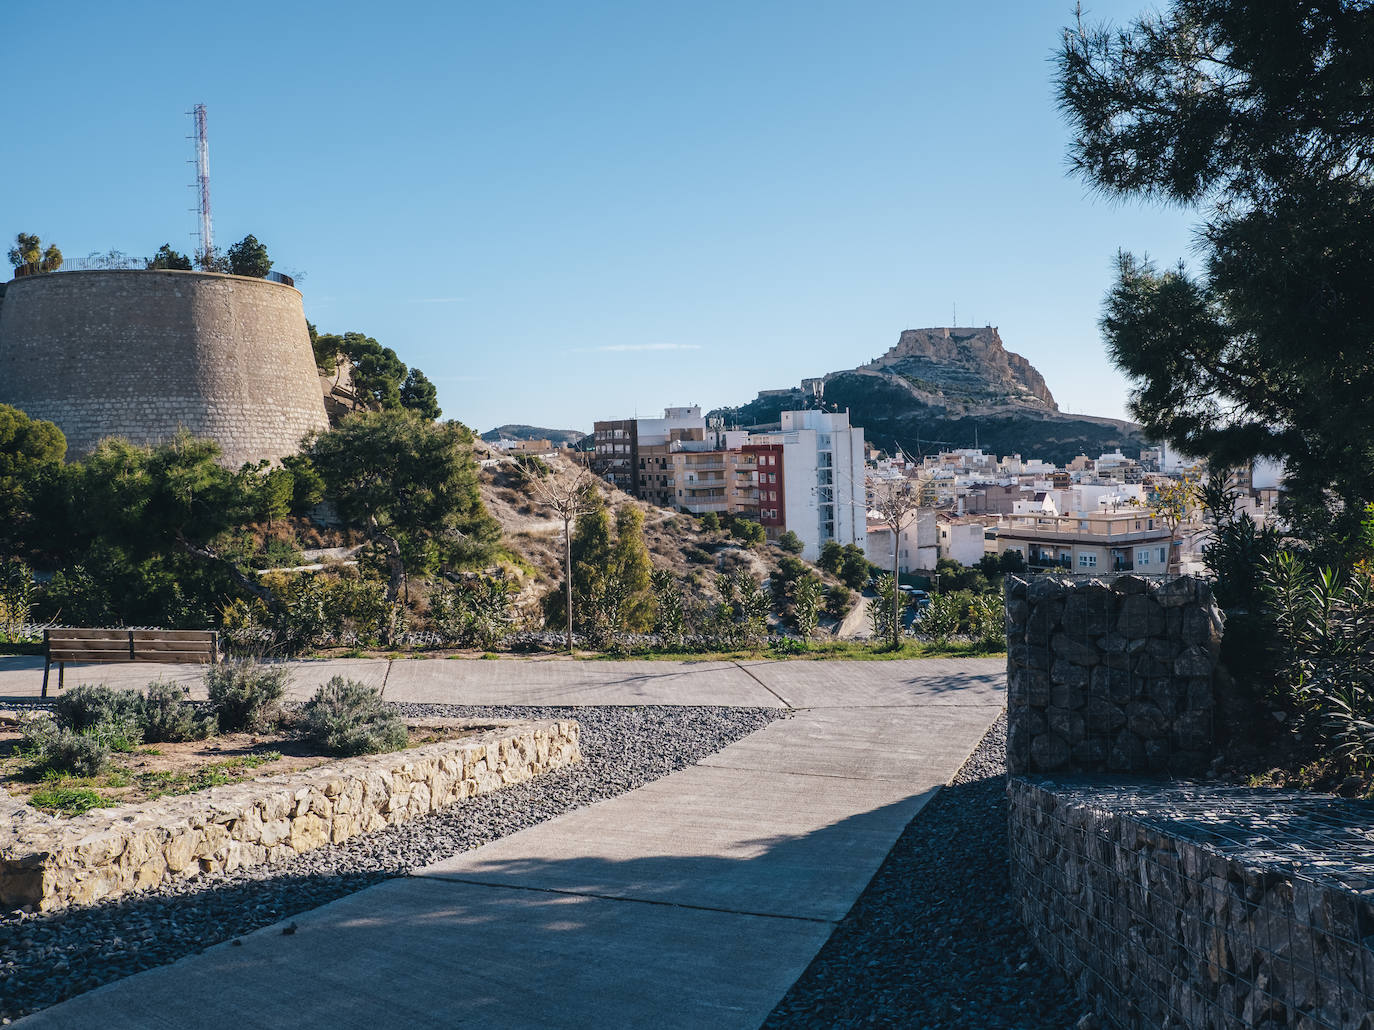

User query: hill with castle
[712,326,1149,465]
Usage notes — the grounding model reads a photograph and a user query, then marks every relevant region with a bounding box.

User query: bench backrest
[45,629,219,665]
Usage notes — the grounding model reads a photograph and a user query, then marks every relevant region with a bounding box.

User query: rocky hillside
[859,327,1056,412]
[713,327,1149,465]
[481,424,586,448]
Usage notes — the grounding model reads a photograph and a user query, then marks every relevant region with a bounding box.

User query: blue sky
[5,1,1197,436]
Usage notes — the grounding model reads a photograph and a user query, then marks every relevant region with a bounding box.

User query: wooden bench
[42,629,220,698]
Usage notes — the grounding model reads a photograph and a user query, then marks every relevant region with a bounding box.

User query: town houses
[589,406,1281,576]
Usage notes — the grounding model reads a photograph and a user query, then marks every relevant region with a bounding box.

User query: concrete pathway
[9,656,1005,1030]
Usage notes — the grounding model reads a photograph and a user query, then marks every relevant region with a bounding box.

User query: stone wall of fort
[0,269,330,466]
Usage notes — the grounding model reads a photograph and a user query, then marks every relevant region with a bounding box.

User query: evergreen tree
[1057,1,1374,548]
[611,506,654,632]
[400,368,442,420]
[226,234,272,278]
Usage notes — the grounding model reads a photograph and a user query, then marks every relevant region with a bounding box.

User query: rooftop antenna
[188,104,214,268]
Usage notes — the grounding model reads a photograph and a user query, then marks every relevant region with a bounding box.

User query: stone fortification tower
[0,269,330,466]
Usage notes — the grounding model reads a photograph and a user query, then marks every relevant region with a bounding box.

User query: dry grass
[474,446,852,624]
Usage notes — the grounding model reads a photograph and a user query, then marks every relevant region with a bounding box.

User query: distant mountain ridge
[711,326,1149,466]
[481,424,586,447]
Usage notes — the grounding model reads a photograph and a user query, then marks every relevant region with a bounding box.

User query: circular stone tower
[0,269,330,466]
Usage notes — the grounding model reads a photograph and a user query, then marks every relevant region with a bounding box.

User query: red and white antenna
[188,104,214,268]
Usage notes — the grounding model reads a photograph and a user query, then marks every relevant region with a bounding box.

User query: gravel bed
[764,714,1088,1030]
[0,703,783,1024]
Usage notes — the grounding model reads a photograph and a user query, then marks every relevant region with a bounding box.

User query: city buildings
[591,405,867,561]
[588,402,1283,577]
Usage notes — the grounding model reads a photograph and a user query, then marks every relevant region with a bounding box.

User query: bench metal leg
[41,658,50,699]
[58,663,64,693]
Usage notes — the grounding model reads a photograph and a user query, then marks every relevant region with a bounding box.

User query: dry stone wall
[0,269,330,466]
[1005,574,1224,776]
[1009,778,1374,1029]
[0,719,579,912]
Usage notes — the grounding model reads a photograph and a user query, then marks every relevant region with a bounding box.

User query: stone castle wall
[0,270,330,466]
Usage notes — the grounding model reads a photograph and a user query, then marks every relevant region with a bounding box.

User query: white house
[865,509,937,574]
[937,517,986,566]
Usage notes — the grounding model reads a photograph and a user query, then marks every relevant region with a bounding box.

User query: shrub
[142,681,211,743]
[429,575,516,648]
[967,594,1006,649]
[685,547,712,565]
[824,584,854,621]
[792,575,822,638]
[21,717,113,777]
[778,531,804,555]
[302,677,408,756]
[53,684,144,745]
[917,593,962,644]
[730,519,766,547]
[1265,552,1374,767]
[699,512,720,532]
[206,660,288,733]
[869,574,905,644]
[819,541,844,574]
[514,453,549,477]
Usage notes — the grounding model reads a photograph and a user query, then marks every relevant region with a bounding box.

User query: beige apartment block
[995,510,1174,574]
[665,449,758,516]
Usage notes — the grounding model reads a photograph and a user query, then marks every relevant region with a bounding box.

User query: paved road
[8,656,1005,1030]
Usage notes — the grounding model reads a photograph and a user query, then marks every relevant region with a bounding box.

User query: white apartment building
[751,409,866,561]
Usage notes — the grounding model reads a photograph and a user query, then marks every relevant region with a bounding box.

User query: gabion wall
[1005,574,1224,775]
[1008,778,1374,1029]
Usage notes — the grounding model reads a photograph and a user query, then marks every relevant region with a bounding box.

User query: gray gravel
[0,703,783,1023]
[763,713,1087,1030]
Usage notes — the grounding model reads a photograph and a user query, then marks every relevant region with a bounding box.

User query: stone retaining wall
[0,719,579,912]
[1006,574,1224,776]
[1008,778,1374,1029]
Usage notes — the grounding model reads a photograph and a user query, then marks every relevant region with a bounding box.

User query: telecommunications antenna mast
[188,104,214,267]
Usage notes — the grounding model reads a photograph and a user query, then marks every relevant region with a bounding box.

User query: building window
[1157,547,1166,564]
[1139,550,1150,566]
[1079,553,1097,568]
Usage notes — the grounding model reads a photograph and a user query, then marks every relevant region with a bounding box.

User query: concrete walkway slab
[698,705,1005,782]
[13,876,835,1030]
[381,657,784,708]
[0,656,388,703]
[11,656,1006,1029]
[421,768,936,921]
[736,656,1005,708]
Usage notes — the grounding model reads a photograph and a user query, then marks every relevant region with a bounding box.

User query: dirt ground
[0,717,497,809]
[476,446,854,625]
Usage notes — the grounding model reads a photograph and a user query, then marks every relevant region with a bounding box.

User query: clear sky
[6,1,1198,436]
